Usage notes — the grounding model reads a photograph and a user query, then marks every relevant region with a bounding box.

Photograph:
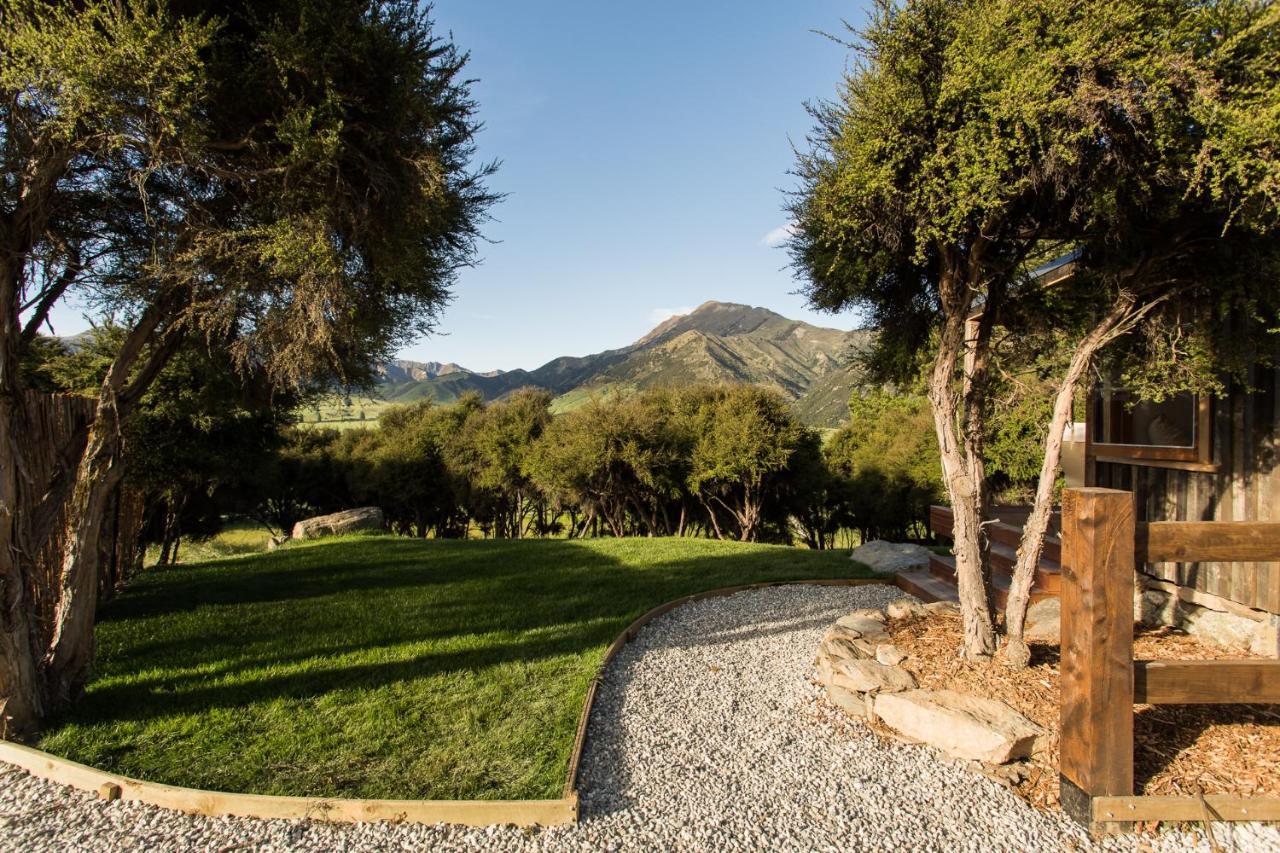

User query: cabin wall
[1089,367,1280,616]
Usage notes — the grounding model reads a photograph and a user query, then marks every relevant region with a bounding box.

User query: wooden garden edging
[1059,488,1280,831]
[1,577,888,828]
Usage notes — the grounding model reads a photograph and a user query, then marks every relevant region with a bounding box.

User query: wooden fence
[1059,487,1280,830]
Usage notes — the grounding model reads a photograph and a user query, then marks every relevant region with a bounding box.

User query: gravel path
[3,583,1277,852]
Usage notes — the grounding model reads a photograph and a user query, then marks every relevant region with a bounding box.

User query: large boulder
[849,540,933,574]
[871,689,1044,764]
[291,507,385,541]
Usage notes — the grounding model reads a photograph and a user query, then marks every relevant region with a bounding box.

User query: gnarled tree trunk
[41,408,125,708]
[926,262,998,660]
[1003,291,1149,668]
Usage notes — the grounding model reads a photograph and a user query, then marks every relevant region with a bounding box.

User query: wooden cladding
[1090,367,1280,615]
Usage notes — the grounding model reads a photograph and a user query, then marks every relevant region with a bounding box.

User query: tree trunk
[0,258,43,738]
[1003,293,1141,668]
[926,279,997,660]
[41,410,126,709]
[0,394,42,737]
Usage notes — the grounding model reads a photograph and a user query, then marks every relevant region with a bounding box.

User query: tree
[790,0,1279,660]
[825,389,942,544]
[687,386,811,542]
[1,0,495,733]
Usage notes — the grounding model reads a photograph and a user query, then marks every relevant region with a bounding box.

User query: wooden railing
[1059,488,1280,829]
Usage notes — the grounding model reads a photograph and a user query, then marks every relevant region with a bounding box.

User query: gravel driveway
[2,583,1275,852]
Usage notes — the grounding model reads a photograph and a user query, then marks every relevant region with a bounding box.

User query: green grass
[146,522,275,565]
[39,536,871,801]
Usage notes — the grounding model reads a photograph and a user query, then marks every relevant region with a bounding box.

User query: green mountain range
[375,301,871,427]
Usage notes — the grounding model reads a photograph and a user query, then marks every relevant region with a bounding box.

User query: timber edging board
[0,739,577,826]
[1,577,890,828]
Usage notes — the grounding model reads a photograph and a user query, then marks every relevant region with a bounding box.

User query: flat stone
[291,507,384,540]
[822,625,862,645]
[849,540,934,574]
[834,614,890,639]
[875,643,907,666]
[825,684,867,718]
[886,598,927,620]
[821,635,876,663]
[848,607,887,623]
[871,689,1044,764]
[830,659,916,694]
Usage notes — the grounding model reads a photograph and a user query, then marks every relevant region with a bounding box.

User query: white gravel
[2,583,1277,852]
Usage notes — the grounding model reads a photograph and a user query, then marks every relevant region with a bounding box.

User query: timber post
[1058,487,1135,829]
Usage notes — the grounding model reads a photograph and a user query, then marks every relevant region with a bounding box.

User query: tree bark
[41,405,126,708]
[42,307,177,709]
[1003,291,1144,668]
[0,250,44,737]
[926,264,997,660]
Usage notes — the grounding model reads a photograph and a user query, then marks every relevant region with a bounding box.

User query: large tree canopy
[789,0,1279,659]
[0,0,496,734]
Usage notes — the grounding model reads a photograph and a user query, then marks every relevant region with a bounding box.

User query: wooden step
[926,553,1056,610]
[895,569,960,604]
[988,541,1061,593]
[988,520,1061,565]
[929,505,1062,564]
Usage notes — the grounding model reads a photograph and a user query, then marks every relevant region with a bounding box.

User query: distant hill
[372,301,872,427]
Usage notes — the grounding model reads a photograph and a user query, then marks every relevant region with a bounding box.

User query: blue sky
[49,1,871,373]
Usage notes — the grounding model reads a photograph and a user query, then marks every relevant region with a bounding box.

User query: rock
[1251,617,1280,658]
[834,614,890,639]
[1024,615,1060,644]
[1025,598,1060,624]
[849,540,934,574]
[886,597,927,620]
[825,684,867,718]
[290,507,385,541]
[870,689,1045,764]
[875,643,907,666]
[829,659,916,694]
[1137,588,1177,627]
[821,635,876,663]
[923,601,960,615]
[848,607,887,623]
[1180,604,1258,650]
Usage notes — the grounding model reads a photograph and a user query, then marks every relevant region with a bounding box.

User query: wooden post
[1059,488,1135,829]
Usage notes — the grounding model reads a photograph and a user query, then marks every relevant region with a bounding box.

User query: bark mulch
[884,610,1280,812]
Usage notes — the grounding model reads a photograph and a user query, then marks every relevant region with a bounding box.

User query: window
[1087,386,1214,469]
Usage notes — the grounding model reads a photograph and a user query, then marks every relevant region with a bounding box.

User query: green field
[39,536,870,800]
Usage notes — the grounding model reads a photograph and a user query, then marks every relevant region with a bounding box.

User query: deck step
[988,542,1061,593]
[929,505,1062,563]
[895,569,960,604]
[926,553,1056,610]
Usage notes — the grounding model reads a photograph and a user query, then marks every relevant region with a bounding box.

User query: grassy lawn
[39,536,872,801]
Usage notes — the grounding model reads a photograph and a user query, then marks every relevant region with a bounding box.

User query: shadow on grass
[41,536,872,798]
